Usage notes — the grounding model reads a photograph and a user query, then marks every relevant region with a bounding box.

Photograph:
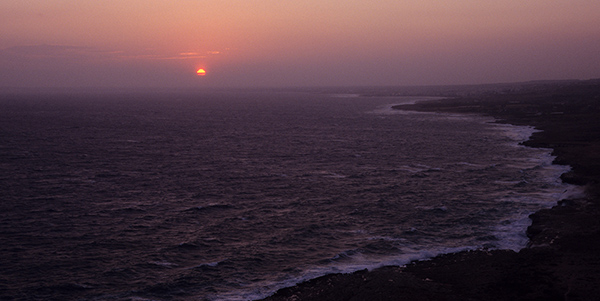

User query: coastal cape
[262,80,600,300]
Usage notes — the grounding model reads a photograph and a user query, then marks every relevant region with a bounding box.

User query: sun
[196,68,206,76]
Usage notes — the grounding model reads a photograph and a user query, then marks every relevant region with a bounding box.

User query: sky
[1,0,600,88]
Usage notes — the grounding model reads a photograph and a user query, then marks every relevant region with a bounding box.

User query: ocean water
[0,90,579,300]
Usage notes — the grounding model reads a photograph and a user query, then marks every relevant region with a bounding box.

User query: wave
[182,204,234,213]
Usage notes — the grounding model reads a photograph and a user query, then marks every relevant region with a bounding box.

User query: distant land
[263,79,600,300]
[1,78,597,95]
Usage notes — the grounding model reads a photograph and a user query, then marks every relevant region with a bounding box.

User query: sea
[0,89,581,300]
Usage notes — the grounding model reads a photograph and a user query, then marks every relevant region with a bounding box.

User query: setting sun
[196,68,206,76]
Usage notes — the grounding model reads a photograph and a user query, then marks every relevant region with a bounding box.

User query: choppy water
[0,90,579,300]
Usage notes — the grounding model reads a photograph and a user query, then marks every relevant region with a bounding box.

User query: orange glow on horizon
[196,68,206,76]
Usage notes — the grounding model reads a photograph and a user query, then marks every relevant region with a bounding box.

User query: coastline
[261,80,600,300]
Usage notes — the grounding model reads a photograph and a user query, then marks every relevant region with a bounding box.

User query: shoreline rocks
[262,80,600,300]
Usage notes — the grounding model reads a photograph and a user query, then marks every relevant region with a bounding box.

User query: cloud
[0,44,224,62]
[0,45,135,64]
[179,51,204,57]
[0,44,219,87]
[112,49,226,60]
[1,44,94,58]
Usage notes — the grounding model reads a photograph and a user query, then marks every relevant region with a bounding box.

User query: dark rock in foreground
[262,80,600,301]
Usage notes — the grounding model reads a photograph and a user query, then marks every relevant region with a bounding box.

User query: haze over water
[0,90,579,300]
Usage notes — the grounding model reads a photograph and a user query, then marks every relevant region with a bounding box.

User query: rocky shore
[261,80,600,300]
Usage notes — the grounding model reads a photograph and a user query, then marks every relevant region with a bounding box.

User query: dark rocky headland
[262,80,600,301]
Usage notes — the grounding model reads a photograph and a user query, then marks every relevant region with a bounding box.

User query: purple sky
[2,1,600,88]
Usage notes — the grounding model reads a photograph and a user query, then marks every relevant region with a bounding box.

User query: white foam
[207,242,484,301]
[491,210,536,251]
[490,122,539,145]
[482,120,586,251]
[187,261,222,271]
[210,107,587,301]
[149,261,178,267]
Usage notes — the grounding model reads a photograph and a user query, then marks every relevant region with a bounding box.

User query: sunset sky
[2,0,600,88]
